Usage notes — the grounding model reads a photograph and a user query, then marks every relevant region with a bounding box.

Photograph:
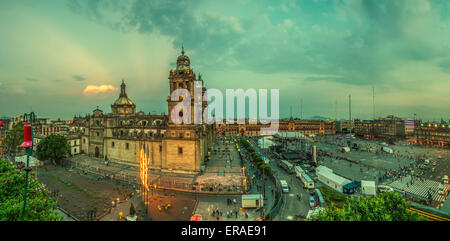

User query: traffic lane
[248,138,311,220]
[270,162,311,220]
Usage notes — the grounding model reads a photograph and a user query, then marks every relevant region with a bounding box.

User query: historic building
[412,121,450,148]
[219,116,336,136]
[70,48,216,174]
[354,115,406,140]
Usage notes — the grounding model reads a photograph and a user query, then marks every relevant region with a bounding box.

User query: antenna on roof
[301,98,303,119]
[373,86,375,120]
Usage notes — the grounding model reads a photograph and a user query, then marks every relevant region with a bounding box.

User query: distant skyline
[1,0,450,121]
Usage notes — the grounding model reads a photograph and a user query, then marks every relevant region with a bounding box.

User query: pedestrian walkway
[194,196,266,221]
[388,176,449,202]
[100,195,149,221]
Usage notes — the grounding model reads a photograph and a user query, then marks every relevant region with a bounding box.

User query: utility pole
[21,112,36,221]
[301,98,303,120]
[335,99,338,121]
[349,95,352,121]
[373,86,375,120]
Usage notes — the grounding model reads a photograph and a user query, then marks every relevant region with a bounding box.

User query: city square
[1,0,450,227]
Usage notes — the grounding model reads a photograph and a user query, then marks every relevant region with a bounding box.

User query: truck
[382,146,393,154]
[361,180,377,196]
[241,194,264,208]
[280,180,289,193]
[280,160,294,174]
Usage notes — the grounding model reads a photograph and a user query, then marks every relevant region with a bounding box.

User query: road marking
[286,216,293,220]
[289,194,295,197]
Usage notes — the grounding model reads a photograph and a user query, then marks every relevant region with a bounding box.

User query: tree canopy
[240,138,272,176]
[2,122,24,153]
[36,134,70,164]
[0,158,61,221]
[308,192,425,221]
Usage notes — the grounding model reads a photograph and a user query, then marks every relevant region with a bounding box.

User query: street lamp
[20,112,36,221]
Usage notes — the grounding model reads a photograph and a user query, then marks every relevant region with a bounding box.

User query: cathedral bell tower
[167,47,204,125]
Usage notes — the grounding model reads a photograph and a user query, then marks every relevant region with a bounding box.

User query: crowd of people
[315,135,443,183]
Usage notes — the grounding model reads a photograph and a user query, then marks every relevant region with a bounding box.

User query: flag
[0,121,3,126]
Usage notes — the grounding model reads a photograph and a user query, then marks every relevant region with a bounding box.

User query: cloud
[9,85,26,94]
[25,77,39,82]
[0,0,449,121]
[73,74,86,81]
[83,85,118,95]
[67,0,450,87]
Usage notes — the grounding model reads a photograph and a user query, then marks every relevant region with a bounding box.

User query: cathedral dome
[176,46,190,70]
[114,96,134,105]
[111,80,136,115]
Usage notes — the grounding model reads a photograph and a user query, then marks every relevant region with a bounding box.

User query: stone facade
[70,49,215,174]
[412,121,450,147]
[354,115,406,139]
[220,117,336,136]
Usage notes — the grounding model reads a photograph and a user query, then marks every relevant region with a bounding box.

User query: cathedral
[71,48,216,174]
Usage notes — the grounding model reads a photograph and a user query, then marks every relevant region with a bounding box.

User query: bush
[308,192,425,221]
[318,186,348,208]
[0,158,61,221]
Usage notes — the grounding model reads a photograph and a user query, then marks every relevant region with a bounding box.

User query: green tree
[308,192,425,221]
[36,134,70,165]
[2,122,24,153]
[0,158,61,220]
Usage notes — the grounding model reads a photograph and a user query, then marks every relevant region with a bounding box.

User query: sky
[0,0,449,121]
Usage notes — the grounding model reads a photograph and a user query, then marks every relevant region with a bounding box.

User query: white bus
[280,160,294,174]
[300,173,315,189]
[280,180,289,193]
[295,166,305,178]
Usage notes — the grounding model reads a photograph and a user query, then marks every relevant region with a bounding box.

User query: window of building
[159,145,162,152]
[126,143,129,149]
[112,142,115,148]
[178,147,183,155]
[96,132,100,136]
[83,138,86,144]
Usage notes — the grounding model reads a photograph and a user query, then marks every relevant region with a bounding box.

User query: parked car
[438,183,445,195]
[309,196,316,209]
[442,175,449,184]
[377,185,394,193]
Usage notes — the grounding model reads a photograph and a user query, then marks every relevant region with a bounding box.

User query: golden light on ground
[139,144,149,191]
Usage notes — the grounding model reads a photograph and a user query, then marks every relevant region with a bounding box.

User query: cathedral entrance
[95,146,99,158]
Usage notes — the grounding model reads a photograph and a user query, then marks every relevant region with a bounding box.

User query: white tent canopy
[15,155,40,167]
